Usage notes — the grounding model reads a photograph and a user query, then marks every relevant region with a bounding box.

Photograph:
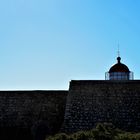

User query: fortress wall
[62,80,140,133]
[0,90,68,139]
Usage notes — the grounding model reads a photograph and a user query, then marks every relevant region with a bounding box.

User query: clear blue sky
[0,0,140,90]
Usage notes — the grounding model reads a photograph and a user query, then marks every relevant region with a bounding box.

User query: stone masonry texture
[1,80,140,139]
[0,90,67,140]
[62,80,140,133]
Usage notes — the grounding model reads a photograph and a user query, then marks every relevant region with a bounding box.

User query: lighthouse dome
[109,57,130,73]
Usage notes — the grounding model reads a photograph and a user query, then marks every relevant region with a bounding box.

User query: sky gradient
[0,0,140,90]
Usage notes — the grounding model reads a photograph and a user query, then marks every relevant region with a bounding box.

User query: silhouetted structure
[1,56,140,140]
[105,56,134,80]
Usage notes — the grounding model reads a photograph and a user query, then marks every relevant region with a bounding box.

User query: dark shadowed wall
[2,80,140,139]
[0,90,68,140]
[62,80,140,133]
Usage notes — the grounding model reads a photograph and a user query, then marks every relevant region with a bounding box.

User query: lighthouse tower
[105,56,134,80]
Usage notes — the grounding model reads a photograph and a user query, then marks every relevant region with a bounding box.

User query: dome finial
[117,56,121,63]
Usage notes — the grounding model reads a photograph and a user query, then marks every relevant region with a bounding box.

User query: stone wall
[62,80,140,133]
[1,80,140,139]
[0,90,68,140]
